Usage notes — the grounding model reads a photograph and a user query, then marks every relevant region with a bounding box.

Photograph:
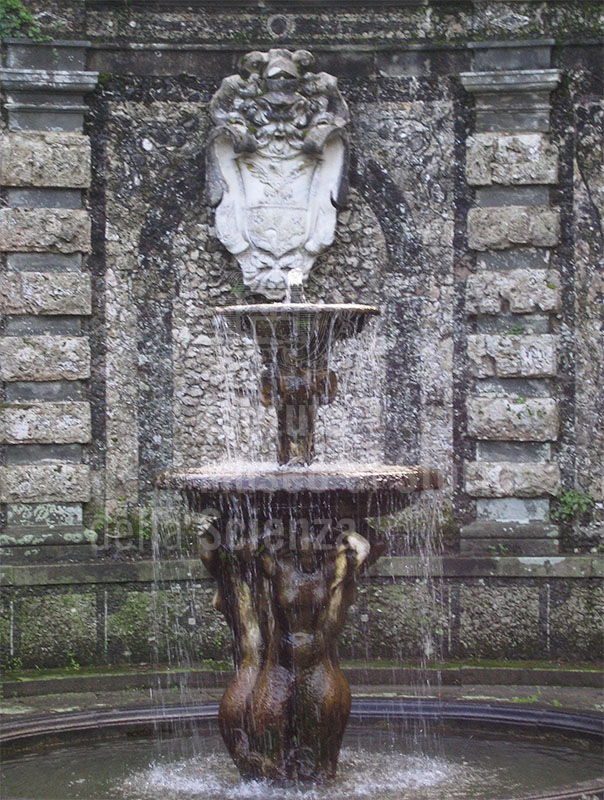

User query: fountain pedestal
[159,303,440,783]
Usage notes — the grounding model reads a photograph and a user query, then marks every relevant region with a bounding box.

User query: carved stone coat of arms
[206,49,349,299]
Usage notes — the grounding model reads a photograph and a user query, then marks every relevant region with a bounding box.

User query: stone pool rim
[2,699,602,800]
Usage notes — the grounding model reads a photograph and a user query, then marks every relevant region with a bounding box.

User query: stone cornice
[460,68,561,94]
[0,69,99,94]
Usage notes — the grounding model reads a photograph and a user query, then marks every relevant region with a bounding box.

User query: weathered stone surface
[466,269,560,314]
[468,206,560,250]
[467,397,558,441]
[0,336,90,381]
[0,272,91,315]
[0,401,91,444]
[467,334,557,378]
[466,133,558,185]
[0,464,91,503]
[7,502,82,527]
[18,593,96,668]
[0,132,91,188]
[573,99,604,505]
[465,460,561,497]
[459,584,541,658]
[0,208,90,253]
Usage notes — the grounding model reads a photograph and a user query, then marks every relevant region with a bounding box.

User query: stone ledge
[460,539,559,556]
[0,555,600,586]
[2,663,601,700]
[459,521,559,557]
[0,68,99,94]
[0,208,90,253]
[0,402,91,444]
[0,272,91,315]
[467,334,557,378]
[468,206,560,251]
[465,461,561,498]
[466,269,560,315]
[0,336,91,381]
[466,133,558,186]
[460,69,560,95]
[0,525,94,547]
[461,521,559,539]
[0,133,91,188]
[0,464,91,503]
[467,396,558,441]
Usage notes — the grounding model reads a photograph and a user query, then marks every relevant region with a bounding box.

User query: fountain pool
[2,701,602,800]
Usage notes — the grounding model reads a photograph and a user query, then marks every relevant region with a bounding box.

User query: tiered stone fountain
[159,49,440,784]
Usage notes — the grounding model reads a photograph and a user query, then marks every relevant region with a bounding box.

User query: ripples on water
[4,722,602,800]
[121,748,487,800]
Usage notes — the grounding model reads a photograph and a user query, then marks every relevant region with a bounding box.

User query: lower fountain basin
[158,463,442,525]
[2,700,602,800]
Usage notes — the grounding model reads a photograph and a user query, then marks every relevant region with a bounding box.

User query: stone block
[460,521,559,539]
[0,525,93,547]
[467,334,557,378]
[0,335,90,381]
[459,520,560,555]
[0,132,91,188]
[6,380,83,402]
[7,187,82,209]
[476,497,550,522]
[0,464,91,503]
[5,316,81,335]
[0,208,90,253]
[476,185,549,207]
[6,40,90,72]
[467,396,558,441]
[467,206,560,250]
[0,272,91,315]
[471,41,553,73]
[0,401,91,444]
[460,538,558,556]
[467,133,558,185]
[7,502,82,526]
[465,460,561,497]
[466,269,560,314]
[6,443,82,464]
[7,252,82,272]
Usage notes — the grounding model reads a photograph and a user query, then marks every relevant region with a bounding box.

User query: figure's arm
[327,532,370,627]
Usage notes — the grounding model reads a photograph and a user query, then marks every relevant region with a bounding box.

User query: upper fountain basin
[216,303,379,358]
[158,462,442,523]
[159,462,440,495]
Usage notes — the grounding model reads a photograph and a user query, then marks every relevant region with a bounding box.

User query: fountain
[159,48,440,783]
[1,46,603,800]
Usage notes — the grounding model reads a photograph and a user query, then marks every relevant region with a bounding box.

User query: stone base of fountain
[159,464,441,782]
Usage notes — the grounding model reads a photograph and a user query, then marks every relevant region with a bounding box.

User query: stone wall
[1,556,602,669]
[1,0,602,667]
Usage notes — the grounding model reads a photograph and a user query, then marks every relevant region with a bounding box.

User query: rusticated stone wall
[0,1,603,668]
[0,40,98,553]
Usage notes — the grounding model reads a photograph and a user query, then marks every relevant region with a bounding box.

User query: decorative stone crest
[207,49,349,299]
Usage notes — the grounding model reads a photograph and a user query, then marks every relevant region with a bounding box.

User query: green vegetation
[0,0,46,42]
[550,488,595,525]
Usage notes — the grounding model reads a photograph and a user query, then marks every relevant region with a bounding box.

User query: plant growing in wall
[550,488,595,525]
[0,0,44,42]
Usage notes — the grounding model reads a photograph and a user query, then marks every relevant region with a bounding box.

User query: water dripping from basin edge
[2,700,602,800]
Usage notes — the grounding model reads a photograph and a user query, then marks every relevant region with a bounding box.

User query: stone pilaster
[460,41,561,556]
[0,40,98,559]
